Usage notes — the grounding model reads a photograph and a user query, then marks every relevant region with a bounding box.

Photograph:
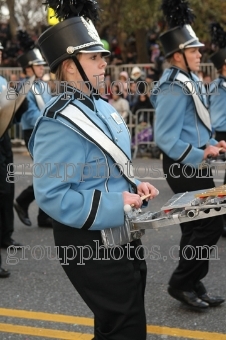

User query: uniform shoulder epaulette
[167,67,180,82]
[43,93,74,119]
[218,77,226,92]
[157,67,181,89]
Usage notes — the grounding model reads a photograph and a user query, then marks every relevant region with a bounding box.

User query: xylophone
[101,185,226,248]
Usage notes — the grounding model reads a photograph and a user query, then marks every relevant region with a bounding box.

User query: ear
[63,59,76,75]
[173,52,183,62]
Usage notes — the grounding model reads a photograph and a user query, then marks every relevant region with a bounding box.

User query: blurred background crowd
[0,0,223,158]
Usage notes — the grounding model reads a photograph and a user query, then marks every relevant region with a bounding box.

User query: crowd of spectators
[0,21,215,157]
[0,22,46,67]
[0,22,164,68]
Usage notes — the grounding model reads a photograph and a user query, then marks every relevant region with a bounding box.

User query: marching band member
[0,41,11,276]
[14,31,52,228]
[209,23,226,236]
[28,0,158,339]
[0,41,22,259]
[151,0,226,309]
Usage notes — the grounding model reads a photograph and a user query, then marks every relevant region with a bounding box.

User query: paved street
[0,150,226,339]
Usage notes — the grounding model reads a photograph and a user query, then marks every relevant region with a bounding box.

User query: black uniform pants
[52,220,147,340]
[215,131,226,184]
[16,129,48,222]
[0,132,14,244]
[215,131,226,225]
[163,153,223,293]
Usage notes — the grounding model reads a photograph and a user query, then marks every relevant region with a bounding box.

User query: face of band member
[64,52,107,93]
[63,52,107,93]
[25,64,45,78]
[79,52,107,92]
[184,47,202,72]
[33,64,45,79]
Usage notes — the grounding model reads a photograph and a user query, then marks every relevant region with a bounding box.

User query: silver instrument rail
[130,190,226,231]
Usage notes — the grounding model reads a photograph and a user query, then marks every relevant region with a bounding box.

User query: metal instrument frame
[102,188,226,248]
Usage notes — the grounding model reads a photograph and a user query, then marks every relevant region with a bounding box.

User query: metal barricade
[0,67,50,81]
[118,64,155,79]
[199,63,217,81]
[0,62,218,87]
[132,108,157,159]
[126,110,135,137]
[0,62,217,149]
[8,123,24,140]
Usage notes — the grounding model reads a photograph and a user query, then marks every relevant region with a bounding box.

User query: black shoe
[0,267,10,278]
[198,293,225,307]
[1,239,23,249]
[222,224,226,237]
[13,201,32,226]
[168,286,209,309]
[38,217,52,228]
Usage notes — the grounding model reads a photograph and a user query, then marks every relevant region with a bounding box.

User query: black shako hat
[17,30,46,68]
[38,0,110,73]
[17,49,46,68]
[159,0,204,58]
[210,23,226,70]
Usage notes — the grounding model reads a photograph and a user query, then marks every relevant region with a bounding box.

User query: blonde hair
[55,54,81,81]
[55,63,65,81]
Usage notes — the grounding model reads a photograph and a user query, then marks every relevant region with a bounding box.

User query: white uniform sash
[60,104,136,187]
[32,82,46,111]
[58,103,141,247]
[176,73,212,132]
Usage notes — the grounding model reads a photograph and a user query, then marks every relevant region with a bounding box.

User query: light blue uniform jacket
[0,76,7,141]
[0,76,7,92]
[150,67,217,168]
[209,76,226,132]
[21,80,52,130]
[29,90,141,230]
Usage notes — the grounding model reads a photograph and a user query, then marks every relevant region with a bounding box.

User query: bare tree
[15,0,47,33]
[2,0,48,38]
[98,0,160,63]
[5,0,18,38]
[2,0,226,62]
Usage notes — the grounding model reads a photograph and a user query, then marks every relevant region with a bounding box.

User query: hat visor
[29,60,46,66]
[79,45,111,57]
[185,41,204,49]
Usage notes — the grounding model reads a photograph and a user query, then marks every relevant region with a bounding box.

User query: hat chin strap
[72,56,98,96]
[30,65,44,79]
[31,65,38,79]
[181,50,192,77]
